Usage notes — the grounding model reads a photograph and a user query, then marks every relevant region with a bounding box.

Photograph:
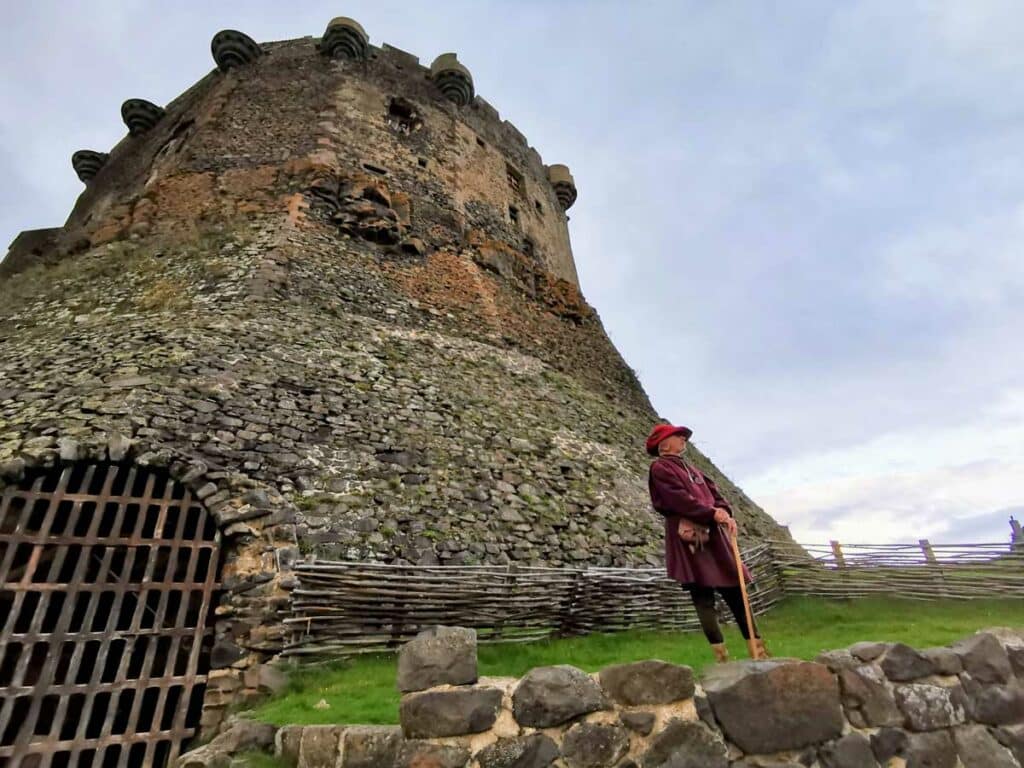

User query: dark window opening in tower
[476,136,486,148]
[535,200,543,215]
[506,164,525,198]
[523,236,535,258]
[386,97,422,134]
[509,205,520,227]
[0,463,222,768]
[362,162,388,176]
[417,157,428,168]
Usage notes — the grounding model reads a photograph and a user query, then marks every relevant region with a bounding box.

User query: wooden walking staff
[724,524,763,659]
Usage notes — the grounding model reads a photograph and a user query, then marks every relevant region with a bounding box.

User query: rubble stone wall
[192,625,1024,768]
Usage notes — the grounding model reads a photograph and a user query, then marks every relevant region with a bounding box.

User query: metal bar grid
[0,463,220,768]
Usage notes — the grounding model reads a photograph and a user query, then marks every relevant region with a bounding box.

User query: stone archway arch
[0,461,222,767]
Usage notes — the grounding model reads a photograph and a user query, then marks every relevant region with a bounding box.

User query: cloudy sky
[2,2,1022,545]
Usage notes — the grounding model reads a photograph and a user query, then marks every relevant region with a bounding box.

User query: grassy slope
[248,596,1024,727]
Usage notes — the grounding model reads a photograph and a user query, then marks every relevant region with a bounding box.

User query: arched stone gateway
[0,463,221,767]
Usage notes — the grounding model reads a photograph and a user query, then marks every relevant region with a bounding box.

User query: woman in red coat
[646,423,766,661]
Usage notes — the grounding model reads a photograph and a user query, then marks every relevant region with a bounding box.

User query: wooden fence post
[830,540,846,568]
[919,539,938,564]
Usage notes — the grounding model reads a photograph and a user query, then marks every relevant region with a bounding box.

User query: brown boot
[711,643,729,663]
[752,638,770,659]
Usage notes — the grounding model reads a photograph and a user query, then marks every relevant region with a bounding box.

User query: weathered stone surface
[904,731,957,768]
[512,665,608,728]
[953,725,1020,768]
[400,687,502,737]
[838,664,902,728]
[818,733,877,768]
[560,722,629,768]
[953,633,1014,684]
[396,740,470,768]
[895,683,966,731]
[870,727,907,764]
[397,626,478,693]
[816,649,859,672]
[276,725,303,768]
[995,724,1024,765]
[475,734,559,768]
[598,660,695,705]
[620,710,656,735]
[921,647,962,676]
[849,641,889,662]
[702,659,843,754]
[641,719,728,768]
[880,643,936,682]
[970,683,1024,725]
[175,719,276,767]
[341,725,404,768]
[298,725,344,768]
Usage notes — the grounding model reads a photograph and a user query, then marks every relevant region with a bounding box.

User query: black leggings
[685,585,758,644]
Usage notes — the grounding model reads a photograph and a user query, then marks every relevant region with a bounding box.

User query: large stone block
[995,724,1024,765]
[641,719,728,768]
[560,722,629,768]
[400,687,502,738]
[838,664,902,728]
[512,665,608,728]
[952,633,1014,685]
[598,660,695,706]
[299,726,345,768]
[970,683,1024,725]
[701,659,843,754]
[952,725,1019,768]
[341,725,404,768]
[894,683,966,731]
[396,740,471,768]
[880,643,936,682]
[904,731,957,768]
[475,734,559,768]
[818,733,877,768]
[397,626,478,692]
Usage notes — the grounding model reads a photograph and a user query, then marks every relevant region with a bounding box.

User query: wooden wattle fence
[283,542,781,656]
[281,536,1022,658]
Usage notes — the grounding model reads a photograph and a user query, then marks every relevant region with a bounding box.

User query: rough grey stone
[397,626,478,692]
[341,726,404,768]
[275,725,302,767]
[598,660,695,705]
[815,649,859,672]
[512,665,608,728]
[838,664,902,728]
[175,719,276,768]
[701,659,843,754]
[849,642,889,662]
[971,683,1024,725]
[475,734,559,768]
[620,710,655,735]
[995,724,1024,765]
[395,740,470,768]
[895,683,966,731]
[560,722,630,768]
[952,725,1019,768]
[880,643,936,682]
[210,640,246,669]
[818,733,878,768]
[921,647,962,676]
[952,633,1014,684]
[641,719,728,768]
[904,731,956,768]
[400,687,502,738]
[106,432,132,462]
[870,727,907,764]
[298,725,344,768]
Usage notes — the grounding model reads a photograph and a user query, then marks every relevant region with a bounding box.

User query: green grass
[248,596,1024,727]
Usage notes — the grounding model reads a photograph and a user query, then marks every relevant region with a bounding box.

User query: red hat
[645,423,693,456]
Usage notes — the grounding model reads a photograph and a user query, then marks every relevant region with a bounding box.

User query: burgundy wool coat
[648,455,752,587]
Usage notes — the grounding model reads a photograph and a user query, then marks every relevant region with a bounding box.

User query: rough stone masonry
[187,625,1024,768]
[0,17,794,730]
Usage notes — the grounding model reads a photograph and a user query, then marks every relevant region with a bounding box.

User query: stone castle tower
[0,18,790,764]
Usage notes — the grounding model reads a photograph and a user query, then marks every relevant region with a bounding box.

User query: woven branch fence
[769,539,1024,601]
[283,542,782,657]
